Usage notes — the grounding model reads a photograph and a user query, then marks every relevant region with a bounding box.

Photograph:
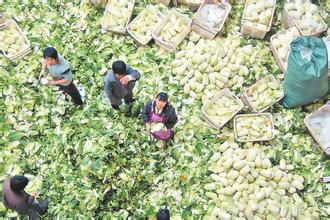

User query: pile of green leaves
[0,0,329,218]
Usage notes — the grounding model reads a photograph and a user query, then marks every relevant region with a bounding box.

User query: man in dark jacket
[104,60,141,112]
[142,92,178,141]
[2,176,48,220]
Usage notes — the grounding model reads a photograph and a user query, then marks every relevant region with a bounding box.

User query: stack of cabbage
[172,32,253,103]
[271,27,300,69]
[244,75,283,112]
[284,1,326,35]
[243,0,276,31]
[101,0,134,31]
[159,12,188,43]
[198,3,225,29]
[235,114,273,141]
[204,95,241,127]
[128,6,163,44]
[0,23,28,57]
[204,142,319,219]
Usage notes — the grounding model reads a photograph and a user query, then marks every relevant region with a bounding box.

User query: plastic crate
[241,0,276,39]
[127,5,164,46]
[192,1,231,39]
[304,104,330,155]
[0,20,31,60]
[201,88,244,130]
[243,74,284,113]
[234,113,275,142]
[101,0,135,35]
[152,9,192,53]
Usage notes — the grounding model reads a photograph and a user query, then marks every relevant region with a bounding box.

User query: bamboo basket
[241,0,276,39]
[234,113,275,142]
[0,20,31,60]
[127,5,164,46]
[101,0,135,35]
[282,0,327,36]
[192,1,231,39]
[201,88,244,130]
[304,104,330,156]
[152,10,192,53]
[270,26,301,73]
[243,74,284,113]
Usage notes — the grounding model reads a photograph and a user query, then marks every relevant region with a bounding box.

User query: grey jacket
[2,177,35,215]
[104,65,141,105]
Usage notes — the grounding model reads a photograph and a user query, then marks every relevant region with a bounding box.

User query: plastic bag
[283,36,328,108]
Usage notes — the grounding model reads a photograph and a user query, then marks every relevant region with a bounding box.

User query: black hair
[156,92,169,103]
[112,60,127,75]
[10,176,29,193]
[43,47,58,60]
[157,208,170,220]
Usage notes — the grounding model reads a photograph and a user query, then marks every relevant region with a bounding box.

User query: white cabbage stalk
[235,114,273,141]
[128,6,163,43]
[245,75,283,111]
[284,2,326,35]
[0,23,29,57]
[101,0,134,31]
[204,142,315,219]
[159,13,188,43]
[41,77,49,85]
[272,27,300,69]
[244,0,275,26]
[205,95,241,126]
[172,32,253,102]
[150,122,167,132]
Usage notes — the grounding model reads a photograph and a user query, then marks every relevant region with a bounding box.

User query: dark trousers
[28,200,48,220]
[59,81,83,105]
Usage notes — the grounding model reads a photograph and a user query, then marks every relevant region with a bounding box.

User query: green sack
[283,36,328,108]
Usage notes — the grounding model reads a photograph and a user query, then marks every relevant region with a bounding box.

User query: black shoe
[111,104,120,111]
[124,98,135,104]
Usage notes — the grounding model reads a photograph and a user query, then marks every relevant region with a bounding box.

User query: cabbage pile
[205,142,319,219]
[172,31,253,103]
[0,0,329,219]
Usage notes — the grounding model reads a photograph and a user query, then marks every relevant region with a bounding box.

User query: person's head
[157,208,170,220]
[43,47,59,66]
[10,176,29,193]
[155,92,169,110]
[112,61,127,79]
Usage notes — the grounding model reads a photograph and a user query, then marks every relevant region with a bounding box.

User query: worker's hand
[32,192,39,198]
[146,123,151,130]
[120,76,130,85]
[40,69,46,77]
